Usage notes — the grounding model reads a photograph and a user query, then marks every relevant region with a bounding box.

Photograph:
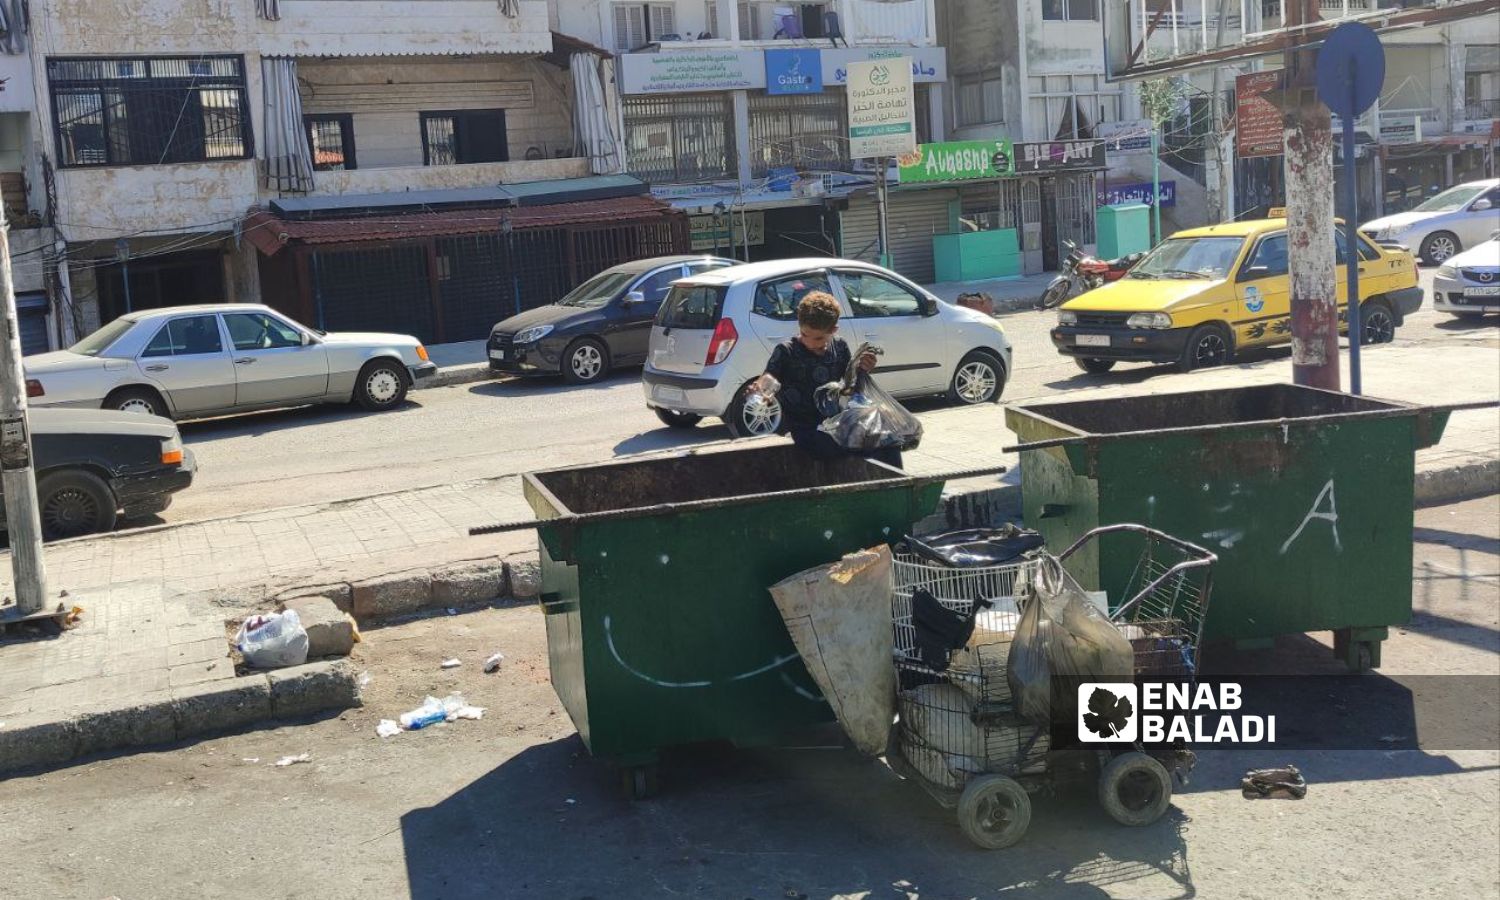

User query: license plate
[656,386,686,402]
[1076,334,1110,347]
[488,349,506,360]
[1468,285,1500,296]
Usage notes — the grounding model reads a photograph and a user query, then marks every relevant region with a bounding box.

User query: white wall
[0,53,36,114]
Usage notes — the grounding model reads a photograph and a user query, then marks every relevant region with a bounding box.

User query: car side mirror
[1242,265,1273,280]
[623,291,646,307]
[922,297,939,316]
[1472,198,1493,211]
[301,331,313,346]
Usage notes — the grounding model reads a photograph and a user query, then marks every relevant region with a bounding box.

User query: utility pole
[0,203,53,620]
[1281,0,1340,390]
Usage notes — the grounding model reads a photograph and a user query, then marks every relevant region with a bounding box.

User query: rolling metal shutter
[838,188,957,285]
[16,293,50,356]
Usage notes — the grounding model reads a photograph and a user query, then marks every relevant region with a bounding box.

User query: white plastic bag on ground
[235,610,309,669]
[770,545,896,756]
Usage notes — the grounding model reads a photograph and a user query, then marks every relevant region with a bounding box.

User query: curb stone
[1414,458,1500,508]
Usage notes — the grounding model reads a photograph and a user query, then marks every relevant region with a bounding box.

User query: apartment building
[22,0,685,347]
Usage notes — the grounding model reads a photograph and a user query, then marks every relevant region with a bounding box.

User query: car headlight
[1057,310,1078,326]
[1127,312,1173,329]
[1436,264,1458,279]
[161,434,184,466]
[514,325,554,344]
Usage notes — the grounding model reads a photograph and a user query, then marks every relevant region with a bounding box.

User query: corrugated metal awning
[244,195,680,256]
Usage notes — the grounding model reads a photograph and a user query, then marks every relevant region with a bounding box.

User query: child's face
[798,324,837,353]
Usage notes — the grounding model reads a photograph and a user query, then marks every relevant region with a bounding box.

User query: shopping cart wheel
[957,775,1032,849]
[1098,752,1173,827]
[621,764,659,802]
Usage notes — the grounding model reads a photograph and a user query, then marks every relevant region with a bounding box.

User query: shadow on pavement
[1434,315,1500,332]
[1412,527,1500,555]
[613,424,731,456]
[177,398,423,440]
[401,734,1195,900]
[1041,348,1295,393]
[467,370,641,400]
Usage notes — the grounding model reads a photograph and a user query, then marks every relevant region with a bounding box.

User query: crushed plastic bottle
[399,697,448,730]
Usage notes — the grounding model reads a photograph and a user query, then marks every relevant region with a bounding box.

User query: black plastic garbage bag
[904,524,1046,569]
[912,588,988,670]
[814,343,922,452]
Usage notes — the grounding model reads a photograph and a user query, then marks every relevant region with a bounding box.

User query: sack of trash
[770,545,896,756]
[814,343,922,452]
[904,524,1046,569]
[1007,554,1134,724]
[235,610,310,669]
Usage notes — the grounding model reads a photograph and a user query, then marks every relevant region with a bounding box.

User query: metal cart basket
[887,524,1216,849]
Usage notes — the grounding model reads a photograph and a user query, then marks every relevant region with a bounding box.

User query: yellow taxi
[1050,216,1422,373]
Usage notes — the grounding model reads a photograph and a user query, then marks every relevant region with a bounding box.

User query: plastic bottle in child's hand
[754,374,781,397]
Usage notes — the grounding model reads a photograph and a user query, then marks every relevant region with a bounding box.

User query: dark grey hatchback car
[487,255,738,384]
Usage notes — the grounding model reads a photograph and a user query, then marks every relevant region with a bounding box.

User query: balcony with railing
[616,0,934,51]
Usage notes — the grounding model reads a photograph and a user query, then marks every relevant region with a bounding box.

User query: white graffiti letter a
[1280,480,1341,555]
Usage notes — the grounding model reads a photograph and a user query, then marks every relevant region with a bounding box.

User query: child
[753,291,902,469]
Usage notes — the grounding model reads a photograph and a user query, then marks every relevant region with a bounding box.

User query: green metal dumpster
[1005,384,1451,671]
[514,445,945,794]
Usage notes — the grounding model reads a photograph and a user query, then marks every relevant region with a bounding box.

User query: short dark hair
[797,291,841,331]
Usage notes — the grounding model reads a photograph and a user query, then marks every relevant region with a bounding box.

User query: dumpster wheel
[621,764,660,801]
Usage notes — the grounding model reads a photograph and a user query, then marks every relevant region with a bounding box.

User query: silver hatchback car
[25,304,437,420]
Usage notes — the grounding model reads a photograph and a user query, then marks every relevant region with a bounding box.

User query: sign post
[1316,22,1385,395]
[847,58,915,267]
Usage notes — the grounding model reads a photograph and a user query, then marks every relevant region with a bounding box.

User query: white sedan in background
[25,304,437,420]
[1361,179,1500,264]
[1433,233,1500,317]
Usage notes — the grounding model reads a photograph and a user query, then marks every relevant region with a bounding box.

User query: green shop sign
[898,140,1015,184]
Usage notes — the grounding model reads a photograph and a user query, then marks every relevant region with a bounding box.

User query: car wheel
[654,408,703,429]
[105,387,168,418]
[1420,231,1461,265]
[1178,324,1233,372]
[1360,299,1396,345]
[562,339,610,385]
[1076,358,1117,374]
[38,469,118,541]
[725,382,783,438]
[949,351,1006,405]
[355,359,409,411]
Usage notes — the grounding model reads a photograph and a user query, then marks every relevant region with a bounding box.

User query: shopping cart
[886,524,1216,849]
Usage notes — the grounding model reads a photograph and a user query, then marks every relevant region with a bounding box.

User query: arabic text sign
[898,141,1014,184]
[689,210,765,251]
[847,58,915,159]
[823,47,945,85]
[1096,119,1154,153]
[1097,180,1176,208]
[1236,70,1284,158]
[619,50,764,94]
[765,48,823,95]
[1013,140,1105,172]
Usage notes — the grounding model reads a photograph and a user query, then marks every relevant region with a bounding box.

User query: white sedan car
[25,304,437,420]
[1433,233,1500,317]
[1361,179,1500,264]
[641,259,1014,437]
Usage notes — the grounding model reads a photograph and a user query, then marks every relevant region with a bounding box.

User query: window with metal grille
[304,114,355,171]
[47,55,252,168]
[1042,0,1099,20]
[623,94,735,183]
[421,110,509,165]
[747,92,849,178]
[956,73,1004,127]
[614,3,677,50]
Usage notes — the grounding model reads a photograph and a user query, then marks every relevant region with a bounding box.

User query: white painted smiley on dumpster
[602,614,821,696]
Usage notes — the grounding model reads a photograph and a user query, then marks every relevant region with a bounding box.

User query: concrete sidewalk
[1,342,1494,773]
[422,272,1059,388]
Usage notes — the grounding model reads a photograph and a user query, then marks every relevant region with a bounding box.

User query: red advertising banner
[1236,70,1285,158]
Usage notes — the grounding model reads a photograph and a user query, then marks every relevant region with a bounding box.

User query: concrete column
[1448,36,1468,130]
[732,90,753,189]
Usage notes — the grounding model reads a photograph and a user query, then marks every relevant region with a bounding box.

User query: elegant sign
[1013,140,1106,172]
[1378,115,1422,145]
[765,48,823,95]
[689,210,765,251]
[1236,70,1284,158]
[1096,119,1154,153]
[822,47,947,85]
[1098,180,1177,207]
[897,141,1014,184]
[847,58,916,158]
[619,50,764,94]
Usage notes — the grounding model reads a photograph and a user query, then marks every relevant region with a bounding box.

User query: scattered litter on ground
[1241,765,1307,799]
[440,658,461,669]
[273,754,312,767]
[357,671,372,688]
[398,693,486,730]
[236,611,310,669]
[565,798,576,805]
[63,605,85,628]
[483,652,504,673]
[376,720,401,739]
[242,758,260,764]
[1379,734,1407,743]
[446,608,458,616]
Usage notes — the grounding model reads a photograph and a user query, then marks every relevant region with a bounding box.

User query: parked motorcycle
[1037,240,1145,309]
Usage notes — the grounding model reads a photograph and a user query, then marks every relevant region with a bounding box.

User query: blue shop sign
[1098,180,1176,208]
[765,49,823,95]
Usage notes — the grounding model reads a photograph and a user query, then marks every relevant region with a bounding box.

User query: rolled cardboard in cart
[769,545,897,757]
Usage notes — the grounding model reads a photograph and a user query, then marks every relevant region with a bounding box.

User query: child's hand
[857,350,878,373]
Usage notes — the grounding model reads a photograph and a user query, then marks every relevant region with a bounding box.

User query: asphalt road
[169,269,1497,524]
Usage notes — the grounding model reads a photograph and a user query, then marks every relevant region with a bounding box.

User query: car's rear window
[657,284,726,330]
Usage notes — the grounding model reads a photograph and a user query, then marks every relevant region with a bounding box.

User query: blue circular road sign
[1316,22,1385,118]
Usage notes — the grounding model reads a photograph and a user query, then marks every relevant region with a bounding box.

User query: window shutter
[705,1,719,37]
[615,5,646,50]
[739,1,757,39]
[649,3,676,39]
